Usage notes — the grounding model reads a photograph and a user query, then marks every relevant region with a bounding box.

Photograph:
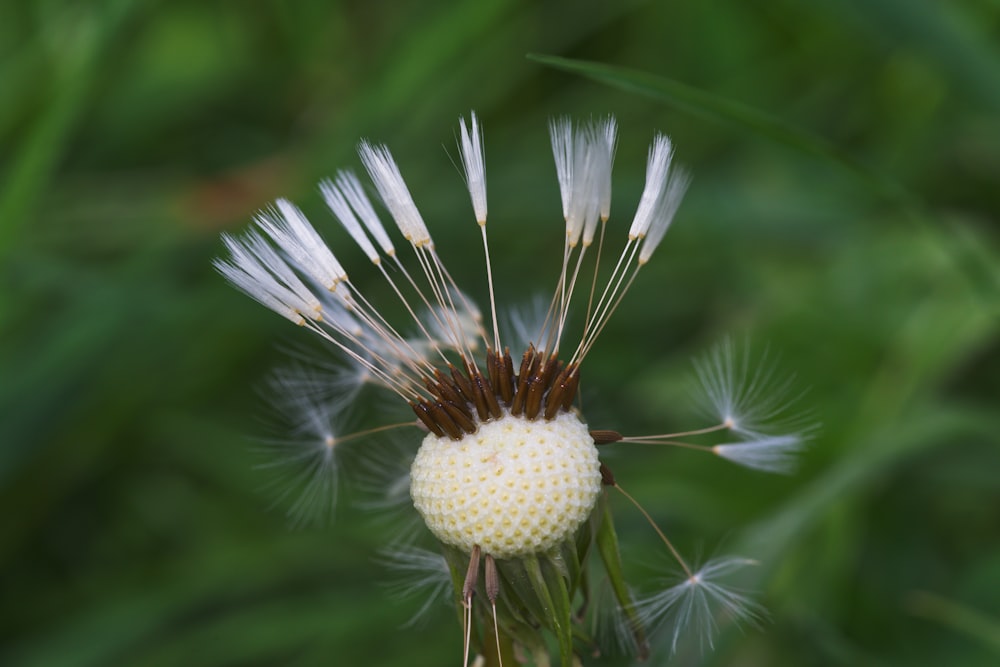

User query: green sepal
[524,554,575,666]
[436,519,604,664]
[594,492,649,659]
[440,544,471,630]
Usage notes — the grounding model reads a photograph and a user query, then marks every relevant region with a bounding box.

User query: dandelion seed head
[215,113,808,663]
[409,411,601,559]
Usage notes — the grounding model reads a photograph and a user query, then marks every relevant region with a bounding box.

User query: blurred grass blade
[0,0,139,250]
[527,53,893,195]
[853,0,1000,112]
[741,406,1000,573]
[906,591,1000,655]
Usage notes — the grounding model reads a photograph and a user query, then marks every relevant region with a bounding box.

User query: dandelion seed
[259,199,347,290]
[378,545,454,626]
[693,338,808,439]
[636,556,765,653]
[591,579,647,659]
[217,113,806,664]
[214,231,314,324]
[358,141,430,246]
[628,134,675,240]
[610,344,810,474]
[256,369,345,527]
[713,434,805,474]
[458,111,487,224]
[502,296,549,352]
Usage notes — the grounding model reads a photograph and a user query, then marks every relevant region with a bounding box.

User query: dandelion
[378,545,455,626]
[635,556,766,654]
[217,113,806,664]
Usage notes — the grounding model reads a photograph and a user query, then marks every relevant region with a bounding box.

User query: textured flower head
[216,113,807,664]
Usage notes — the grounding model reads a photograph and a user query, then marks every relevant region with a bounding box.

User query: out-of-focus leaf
[0,0,140,248]
[906,591,1000,655]
[527,53,889,194]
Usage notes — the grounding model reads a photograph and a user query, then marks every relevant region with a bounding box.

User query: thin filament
[613,482,693,579]
[480,225,502,352]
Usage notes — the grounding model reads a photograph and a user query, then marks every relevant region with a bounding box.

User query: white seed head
[458,111,487,224]
[549,117,617,247]
[409,411,602,559]
[358,140,431,246]
[713,434,804,474]
[320,177,380,263]
[259,199,347,289]
[214,232,314,324]
[638,166,690,265]
[336,170,396,257]
[597,116,618,222]
[549,116,575,220]
[628,134,675,240]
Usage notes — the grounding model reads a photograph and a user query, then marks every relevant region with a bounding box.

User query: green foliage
[2,0,999,665]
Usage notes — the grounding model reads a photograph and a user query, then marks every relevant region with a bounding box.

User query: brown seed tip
[599,463,616,486]
[590,429,624,445]
[463,545,482,603]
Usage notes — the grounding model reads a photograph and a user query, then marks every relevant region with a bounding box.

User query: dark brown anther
[411,402,445,437]
[448,364,475,403]
[463,545,482,603]
[518,343,536,371]
[429,402,463,440]
[486,348,500,396]
[474,371,502,419]
[599,462,617,486]
[463,363,490,421]
[518,345,539,384]
[428,375,475,425]
[537,354,560,393]
[484,554,500,604]
[524,376,546,420]
[590,429,624,445]
[542,367,572,419]
[431,370,465,407]
[510,382,526,416]
[560,366,580,410]
[442,400,478,434]
[498,348,515,404]
[511,346,536,416]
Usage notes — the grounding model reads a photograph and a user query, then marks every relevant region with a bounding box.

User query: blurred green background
[2,0,999,665]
